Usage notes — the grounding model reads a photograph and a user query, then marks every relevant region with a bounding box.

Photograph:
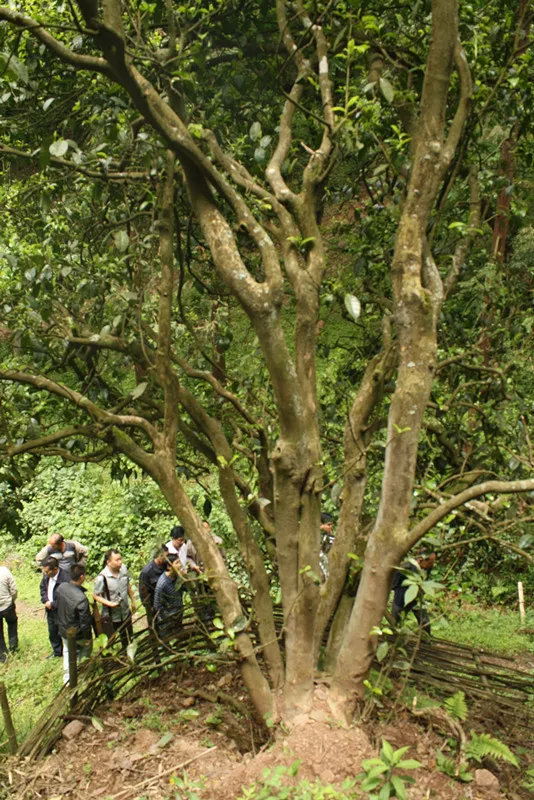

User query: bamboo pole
[518,581,526,622]
[0,681,17,754]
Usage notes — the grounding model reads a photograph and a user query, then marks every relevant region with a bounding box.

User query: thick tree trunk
[329,0,470,717]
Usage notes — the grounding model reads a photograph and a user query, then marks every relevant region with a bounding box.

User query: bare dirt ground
[2,661,529,800]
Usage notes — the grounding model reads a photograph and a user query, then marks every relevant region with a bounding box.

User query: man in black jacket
[55,563,93,684]
[391,551,436,634]
[138,545,168,627]
[40,556,70,658]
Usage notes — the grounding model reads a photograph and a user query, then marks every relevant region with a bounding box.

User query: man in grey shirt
[0,564,18,662]
[35,533,88,577]
[93,549,136,648]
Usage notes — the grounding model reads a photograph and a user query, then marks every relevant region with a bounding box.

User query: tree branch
[0,144,149,182]
[408,478,534,547]
[0,7,113,77]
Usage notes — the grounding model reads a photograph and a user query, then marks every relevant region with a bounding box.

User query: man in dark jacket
[153,555,183,639]
[139,545,168,626]
[40,556,70,658]
[56,563,93,684]
[391,551,436,634]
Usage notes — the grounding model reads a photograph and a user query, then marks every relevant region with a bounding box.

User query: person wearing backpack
[93,549,136,648]
[35,533,88,577]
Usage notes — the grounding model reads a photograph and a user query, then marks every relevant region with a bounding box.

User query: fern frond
[436,752,456,777]
[465,732,518,767]
[444,691,468,722]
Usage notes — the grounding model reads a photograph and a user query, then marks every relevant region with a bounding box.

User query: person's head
[320,512,334,534]
[48,533,65,553]
[153,545,168,566]
[170,525,186,548]
[70,563,86,584]
[103,549,122,572]
[202,520,211,533]
[42,556,59,578]
[164,553,179,576]
[416,551,436,571]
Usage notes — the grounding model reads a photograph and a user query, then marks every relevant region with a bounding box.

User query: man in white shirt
[165,526,186,557]
[0,564,18,662]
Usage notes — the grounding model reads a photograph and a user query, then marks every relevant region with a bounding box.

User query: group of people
[33,524,216,682]
[0,518,437,675]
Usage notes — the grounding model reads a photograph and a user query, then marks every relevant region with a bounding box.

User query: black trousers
[0,602,18,659]
[392,601,431,634]
[110,616,133,649]
[46,611,63,656]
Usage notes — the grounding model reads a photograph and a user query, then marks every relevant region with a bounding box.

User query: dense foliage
[0,0,533,722]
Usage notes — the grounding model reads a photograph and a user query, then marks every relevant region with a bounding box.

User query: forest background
[0,0,533,737]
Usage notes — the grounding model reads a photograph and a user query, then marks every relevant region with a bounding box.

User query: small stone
[474,769,499,790]
[181,696,196,707]
[62,720,86,740]
[320,770,335,784]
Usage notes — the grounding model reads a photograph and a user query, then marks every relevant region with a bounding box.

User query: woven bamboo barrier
[10,599,534,759]
[17,598,224,760]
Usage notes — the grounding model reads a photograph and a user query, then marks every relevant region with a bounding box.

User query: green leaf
[49,139,69,157]
[230,614,248,632]
[378,781,391,800]
[362,758,385,770]
[396,759,423,770]
[91,716,104,732]
[249,121,262,141]
[43,98,55,111]
[344,293,361,321]
[126,641,138,662]
[444,691,468,722]
[390,776,407,799]
[156,731,173,748]
[131,381,148,399]
[366,764,389,779]
[381,738,394,763]
[379,77,395,103]
[113,229,130,252]
[376,641,389,663]
[404,583,419,604]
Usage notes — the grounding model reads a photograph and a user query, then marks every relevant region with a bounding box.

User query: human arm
[138,573,150,606]
[73,540,88,565]
[77,598,93,642]
[93,574,118,608]
[39,574,47,605]
[185,541,202,574]
[35,544,50,569]
[128,581,136,613]
[7,571,17,602]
